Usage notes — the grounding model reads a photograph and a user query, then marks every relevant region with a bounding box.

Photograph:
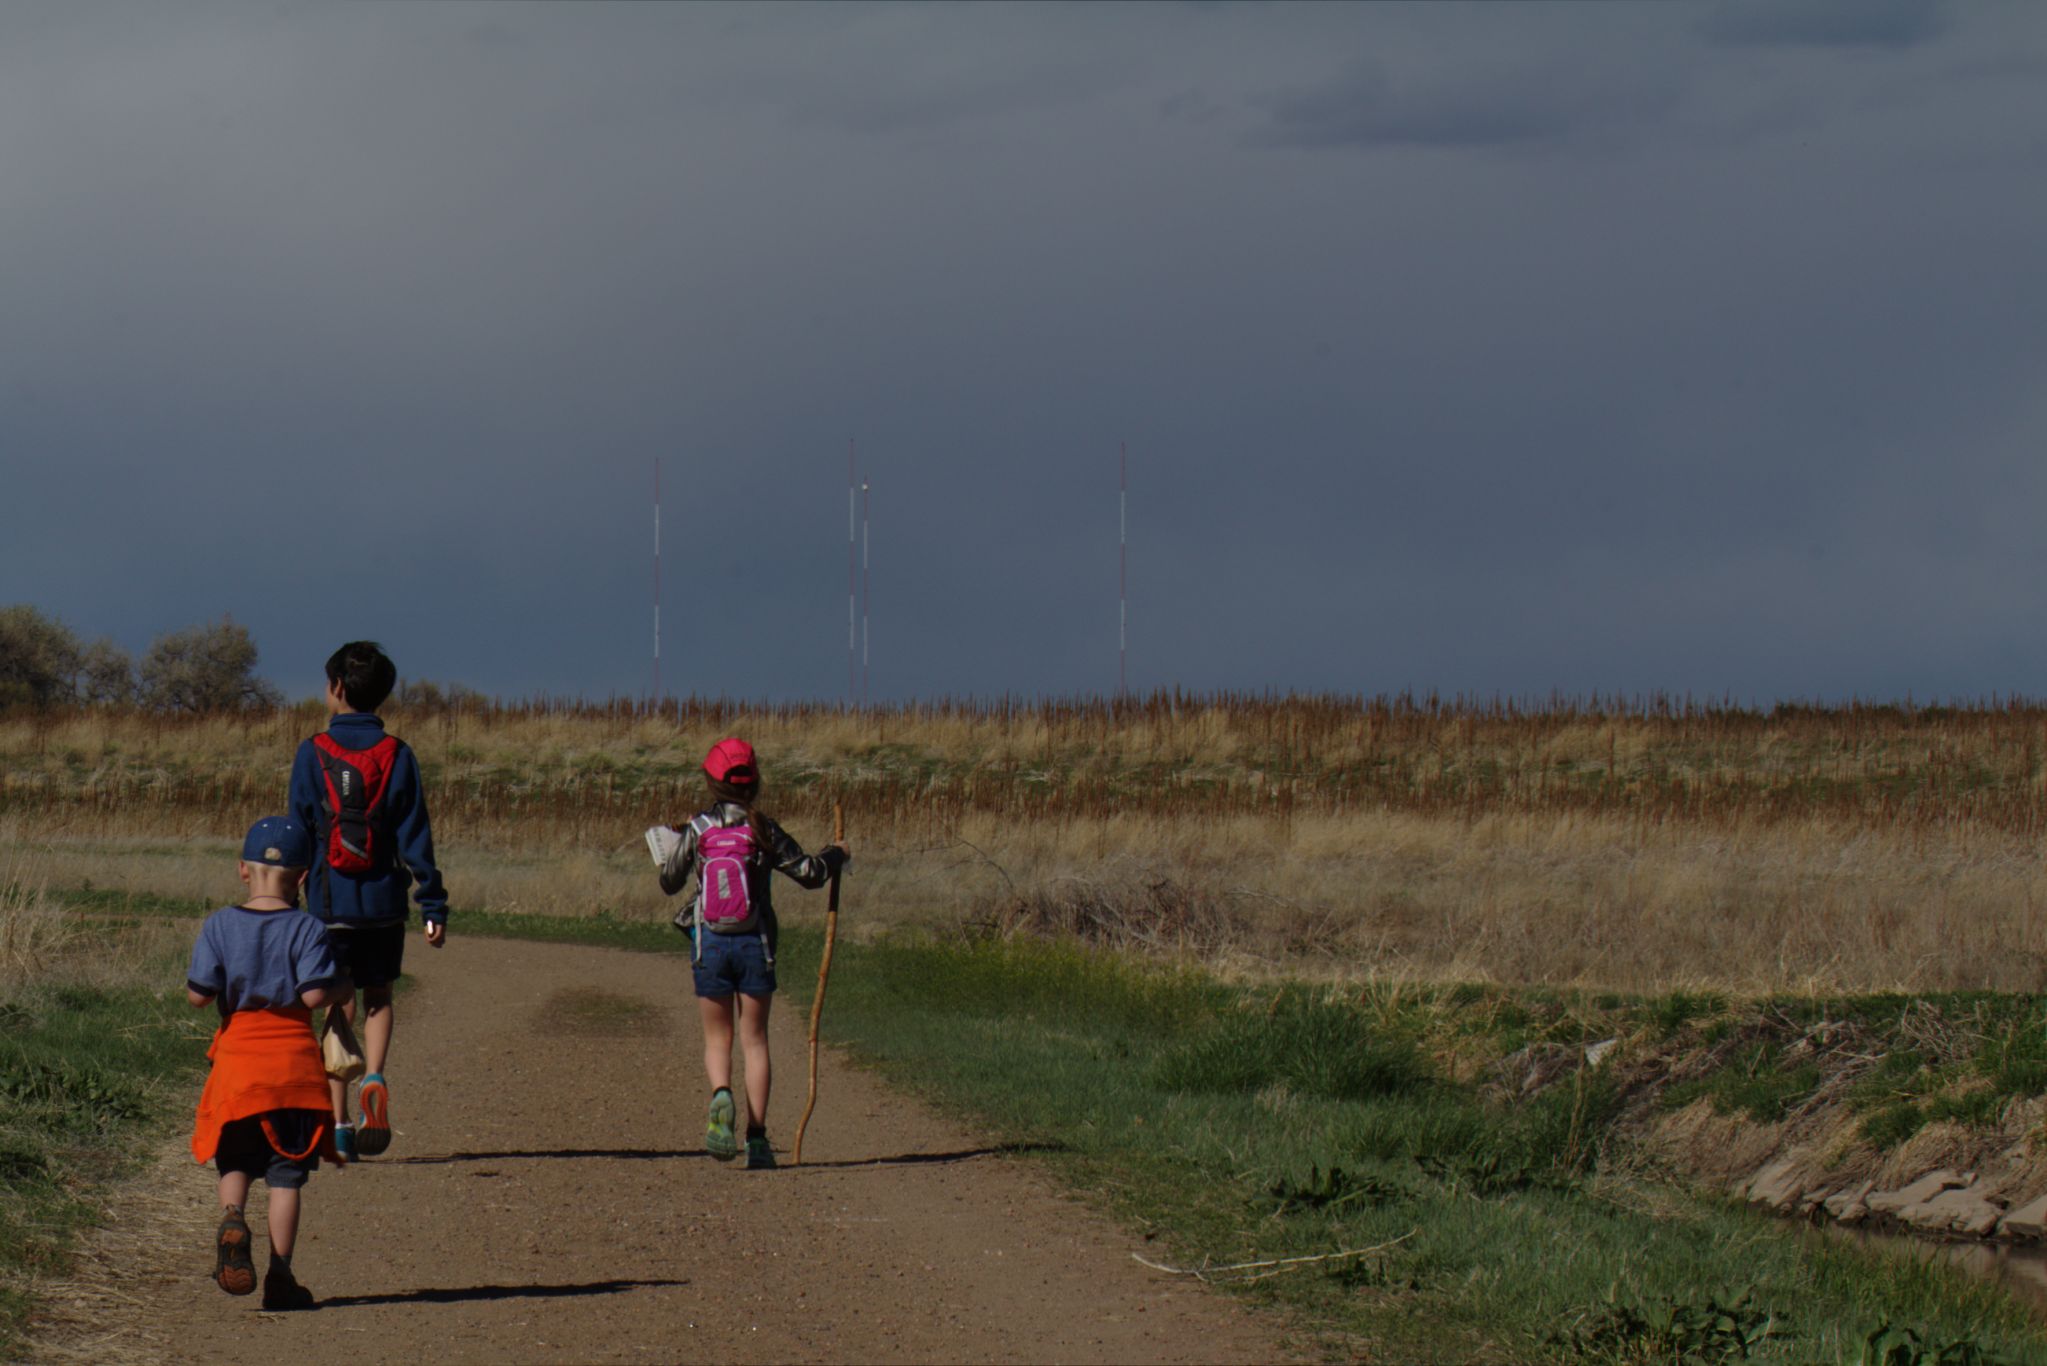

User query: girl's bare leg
[698,994,736,1093]
[736,992,772,1131]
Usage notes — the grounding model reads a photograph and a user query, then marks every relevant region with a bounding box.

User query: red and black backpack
[310,733,402,875]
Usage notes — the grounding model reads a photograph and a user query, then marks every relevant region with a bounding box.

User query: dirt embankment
[33,936,1287,1364]
[1502,1004,2047,1247]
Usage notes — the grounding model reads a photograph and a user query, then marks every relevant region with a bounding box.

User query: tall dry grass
[0,859,73,987]
[5,694,2046,994]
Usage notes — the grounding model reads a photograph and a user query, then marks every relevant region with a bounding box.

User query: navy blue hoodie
[288,713,448,926]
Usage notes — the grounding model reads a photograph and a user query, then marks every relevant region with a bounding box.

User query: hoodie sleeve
[762,817,845,890]
[289,739,322,849]
[386,741,449,923]
[658,819,702,897]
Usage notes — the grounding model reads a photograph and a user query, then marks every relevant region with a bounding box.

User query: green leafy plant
[1264,1164,1409,1214]
[1858,1321,2007,1366]
[1552,1290,1783,1363]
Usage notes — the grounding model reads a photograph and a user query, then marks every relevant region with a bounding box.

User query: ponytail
[707,775,772,847]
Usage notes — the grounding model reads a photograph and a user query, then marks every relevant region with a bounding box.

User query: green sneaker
[745,1135,777,1170]
[706,1089,738,1161]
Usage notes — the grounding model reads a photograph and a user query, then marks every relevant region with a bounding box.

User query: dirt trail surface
[39,936,1287,1364]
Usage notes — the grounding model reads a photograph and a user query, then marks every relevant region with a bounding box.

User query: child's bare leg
[218,1171,252,1211]
[329,993,358,1122]
[736,992,772,1131]
[698,995,736,1092]
[361,986,394,1075]
[266,1186,301,1257]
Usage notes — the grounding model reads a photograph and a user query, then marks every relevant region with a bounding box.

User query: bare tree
[0,605,83,709]
[139,618,283,712]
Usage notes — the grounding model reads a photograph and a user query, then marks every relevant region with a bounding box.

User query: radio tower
[861,478,871,704]
[1119,442,1128,699]
[847,439,858,704]
[653,455,662,705]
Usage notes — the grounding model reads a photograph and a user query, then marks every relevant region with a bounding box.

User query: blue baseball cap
[242,816,313,869]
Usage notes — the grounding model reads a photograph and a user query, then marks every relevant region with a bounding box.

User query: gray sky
[4,1,2044,702]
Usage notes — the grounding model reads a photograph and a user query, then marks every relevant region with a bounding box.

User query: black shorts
[214,1111,324,1189]
[325,920,406,989]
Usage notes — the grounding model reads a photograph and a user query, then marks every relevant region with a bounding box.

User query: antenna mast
[1119,442,1128,699]
[847,439,858,704]
[861,478,871,704]
[653,455,662,704]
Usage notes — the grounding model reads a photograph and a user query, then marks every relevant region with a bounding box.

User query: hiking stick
[794,799,844,1165]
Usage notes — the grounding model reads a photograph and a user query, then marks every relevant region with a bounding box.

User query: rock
[1823,1181,1875,1225]
[1745,1160,1805,1212]
[1904,1185,2004,1238]
[2000,1195,2047,1241]
[1867,1170,1966,1217]
[1583,1038,1619,1068]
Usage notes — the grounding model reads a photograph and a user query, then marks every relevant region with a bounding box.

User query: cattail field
[7,692,2044,996]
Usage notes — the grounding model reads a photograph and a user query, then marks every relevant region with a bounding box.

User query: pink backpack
[696,823,759,928]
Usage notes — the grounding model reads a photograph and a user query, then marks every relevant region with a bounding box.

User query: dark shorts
[325,920,406,990]
[214,1110,324,1189]
[691,930,776,999]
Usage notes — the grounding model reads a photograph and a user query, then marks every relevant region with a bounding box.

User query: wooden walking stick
[794,799,844,1165]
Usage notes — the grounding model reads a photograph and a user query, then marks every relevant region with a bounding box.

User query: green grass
[786,932,2044,1363]
[0,967,212,1357]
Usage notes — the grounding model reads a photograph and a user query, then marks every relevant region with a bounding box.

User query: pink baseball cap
[703,737,758,785]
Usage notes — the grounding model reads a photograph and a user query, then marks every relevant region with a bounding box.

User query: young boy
[189,816,352,1311]
[288,641,448,1159]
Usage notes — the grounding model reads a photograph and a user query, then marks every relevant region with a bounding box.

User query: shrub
[138,618,281,713]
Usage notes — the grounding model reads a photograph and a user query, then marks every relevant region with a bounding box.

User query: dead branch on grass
[1131,1230,1416,1283]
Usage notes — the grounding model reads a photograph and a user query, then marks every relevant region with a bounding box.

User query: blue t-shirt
[187,905,347,1015]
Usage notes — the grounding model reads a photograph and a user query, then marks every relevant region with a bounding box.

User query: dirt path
[41,936,1287,1364]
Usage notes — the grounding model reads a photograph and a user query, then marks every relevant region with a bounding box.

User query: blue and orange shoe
[355,1074,392,1157]
[333,1122,357,1163]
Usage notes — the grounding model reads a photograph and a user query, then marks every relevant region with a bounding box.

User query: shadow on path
[388,1148,704,1164]
[318,1279,684,1308]
[388,1143,1061,1168]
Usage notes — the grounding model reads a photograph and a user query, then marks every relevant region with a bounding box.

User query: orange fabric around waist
[190,1006,337,1165]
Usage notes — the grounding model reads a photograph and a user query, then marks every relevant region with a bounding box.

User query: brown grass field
[6,692,2046,995]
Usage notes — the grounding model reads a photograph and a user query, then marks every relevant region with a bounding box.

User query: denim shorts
[214,1110,324,1189]
[691,929,776,999]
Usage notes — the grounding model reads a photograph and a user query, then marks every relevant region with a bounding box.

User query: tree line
[0,605,281,712]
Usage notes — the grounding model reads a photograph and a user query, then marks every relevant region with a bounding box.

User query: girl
[650,737,847,1169]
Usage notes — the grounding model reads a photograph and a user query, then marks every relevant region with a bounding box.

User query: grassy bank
[787,931,2042,1363]
[0,878,211,1357]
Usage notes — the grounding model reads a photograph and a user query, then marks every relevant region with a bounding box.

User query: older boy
[189,816,352,1311]
[289,641,448,1159]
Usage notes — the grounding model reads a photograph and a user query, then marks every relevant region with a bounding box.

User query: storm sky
[3,1,2044,702]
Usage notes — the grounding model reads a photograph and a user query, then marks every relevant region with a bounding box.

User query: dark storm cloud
[1697,0,1953,50]
[1258,59,1682,151]
[2,2,2045,703]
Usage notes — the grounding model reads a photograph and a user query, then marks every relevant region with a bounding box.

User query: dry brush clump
[8,693,2047,992]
